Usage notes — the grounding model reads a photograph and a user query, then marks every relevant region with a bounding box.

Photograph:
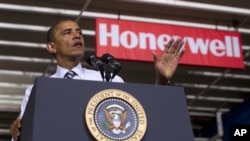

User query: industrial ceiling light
[0,55,52,63]
[130,0,250,15]
[176,83,250,93]
[1,2,250,34]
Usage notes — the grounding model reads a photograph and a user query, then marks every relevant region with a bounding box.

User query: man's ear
[46,42,56,54]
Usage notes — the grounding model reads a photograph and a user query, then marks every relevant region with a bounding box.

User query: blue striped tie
[64,70,76,79]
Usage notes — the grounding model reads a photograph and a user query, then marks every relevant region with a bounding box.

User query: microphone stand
[101,54,121,82]
[104,64,112,82]
[98,64,105,82]
[104,70,112,82]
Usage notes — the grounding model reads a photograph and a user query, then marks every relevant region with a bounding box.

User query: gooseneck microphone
[85,54,105,81]
[101,53,121,81]
[102,53,121,67]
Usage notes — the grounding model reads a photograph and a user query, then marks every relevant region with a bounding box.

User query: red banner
[96,18,244,69]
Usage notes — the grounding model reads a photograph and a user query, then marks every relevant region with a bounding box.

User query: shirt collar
[55,63,84,79]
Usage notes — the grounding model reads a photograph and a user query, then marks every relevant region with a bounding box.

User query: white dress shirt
[18,63,124,119]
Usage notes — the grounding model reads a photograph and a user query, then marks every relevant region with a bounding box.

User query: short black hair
[46,22,58,43]
[46,25,55,42]
[46,19,75,42]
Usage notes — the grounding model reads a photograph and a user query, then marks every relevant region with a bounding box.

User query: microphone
[102,53,121,67]
[85,54,105,81]
[101,53,121,80]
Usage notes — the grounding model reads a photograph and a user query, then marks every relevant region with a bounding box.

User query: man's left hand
[152,38,185,85]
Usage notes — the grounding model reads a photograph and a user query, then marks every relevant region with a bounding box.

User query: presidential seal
[85,89,147,141]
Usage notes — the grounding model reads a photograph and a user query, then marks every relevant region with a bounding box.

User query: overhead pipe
[75,0,92,23]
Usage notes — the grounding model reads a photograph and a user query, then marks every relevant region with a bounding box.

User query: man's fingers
[164,38,175,53]
[178,47,185,59]
[165,38,183,54]
[9,119,21,141]
[172,38,183,54]
[151,51,158,63]
[177,39,184,54]
[16,119,21,128]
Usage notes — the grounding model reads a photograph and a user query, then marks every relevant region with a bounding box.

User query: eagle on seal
[103,108,128,131]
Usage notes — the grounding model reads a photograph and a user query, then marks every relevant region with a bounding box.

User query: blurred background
[0,0,250,141]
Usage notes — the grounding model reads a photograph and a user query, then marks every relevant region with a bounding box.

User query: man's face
[52,20,85,61]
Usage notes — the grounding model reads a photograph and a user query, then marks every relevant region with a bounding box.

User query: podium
[19,77,194,141]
